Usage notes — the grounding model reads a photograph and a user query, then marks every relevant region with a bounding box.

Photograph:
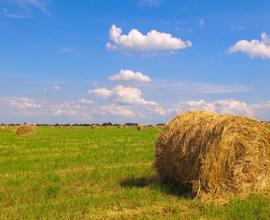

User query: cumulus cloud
[108,69,151,82]
[228,33,270,59]
[174,99,253,116]
[2,97,42,109]
[50,99,95,118]
[106,24,192,52]
[89,87,113,98]
[113,85,155,105]
[1,96,270,123]
[99,104,135,118]
[89,85,168,116]
[113,85,167,115]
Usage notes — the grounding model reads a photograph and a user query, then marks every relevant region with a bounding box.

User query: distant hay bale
[90,125,97,129]
[0,126,6,131]
[155,111,270,199]
[137,124,144,131]
[16,125,36,136]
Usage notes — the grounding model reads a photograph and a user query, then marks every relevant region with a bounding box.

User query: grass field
[1,126,270,219]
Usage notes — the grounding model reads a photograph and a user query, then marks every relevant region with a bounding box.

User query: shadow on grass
[120,176,193,199]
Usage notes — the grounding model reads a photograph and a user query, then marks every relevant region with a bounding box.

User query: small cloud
[58,48,73,54]
[3,8,26,19]
[150,80,252,95]
[53,85,61,91]
[15,0,49,14]
[199,18,206,28]
[137,0,160,7]
[228,33,270,59]
[90,85,168,116]
[89,87,113,98]
[108,69,151,82]
[99,104,135,118]
[174,99,253,116]
[230,25,246,32]
[106,24,192,53]
[3,97,42,109]
[78,98,95,105]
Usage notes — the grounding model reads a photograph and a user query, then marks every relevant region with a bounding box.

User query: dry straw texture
[264,122,270,130]
[155,111,270,200]
[16,125,36,136]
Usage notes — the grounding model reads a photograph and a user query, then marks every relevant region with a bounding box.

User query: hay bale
[16,125,36,136]
[155,111,270,199]
[137,124,144,131]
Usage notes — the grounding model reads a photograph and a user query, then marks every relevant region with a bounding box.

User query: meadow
[0,126,270,219]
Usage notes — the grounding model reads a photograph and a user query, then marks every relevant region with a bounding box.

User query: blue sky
[0,0,270,124]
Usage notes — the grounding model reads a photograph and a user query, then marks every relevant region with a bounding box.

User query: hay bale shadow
[120,176,192,199]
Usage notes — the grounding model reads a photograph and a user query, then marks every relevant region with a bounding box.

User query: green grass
[0,127,270,219]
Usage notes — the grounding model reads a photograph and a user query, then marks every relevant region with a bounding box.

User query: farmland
[0,126,270,219]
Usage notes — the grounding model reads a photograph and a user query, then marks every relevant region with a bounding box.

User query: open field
[1,126,270,219]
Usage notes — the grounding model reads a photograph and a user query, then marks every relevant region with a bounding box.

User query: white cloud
[89,85,168,116]
[89,88,113,98]
[106,24,192,52]
[113,85,168,115]
[174,99,253,116]
[14,0,48,14]
[137,0,160,6]
[199,18,206,28]
[108,69,151,82]
[78,98,95,106]
[148,80,252,95]
[53,85,61,91]
[59,48,73,54]
[3,8,26,19]
[1,96,270,123]
[3,97,42,109]
[113,85,154,105]
[99,104,135,118]
[228,33,270,59]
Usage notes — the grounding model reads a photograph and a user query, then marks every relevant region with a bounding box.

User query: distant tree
[124,123,138,127]
[102,122,113,126]
[156,123,165,126]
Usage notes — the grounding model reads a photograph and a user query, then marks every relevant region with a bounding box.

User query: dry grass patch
[155,111,270,200]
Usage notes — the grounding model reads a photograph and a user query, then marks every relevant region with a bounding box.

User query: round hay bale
[155,111,270,199]
[137,124,144,131]
[16,125,36,136]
